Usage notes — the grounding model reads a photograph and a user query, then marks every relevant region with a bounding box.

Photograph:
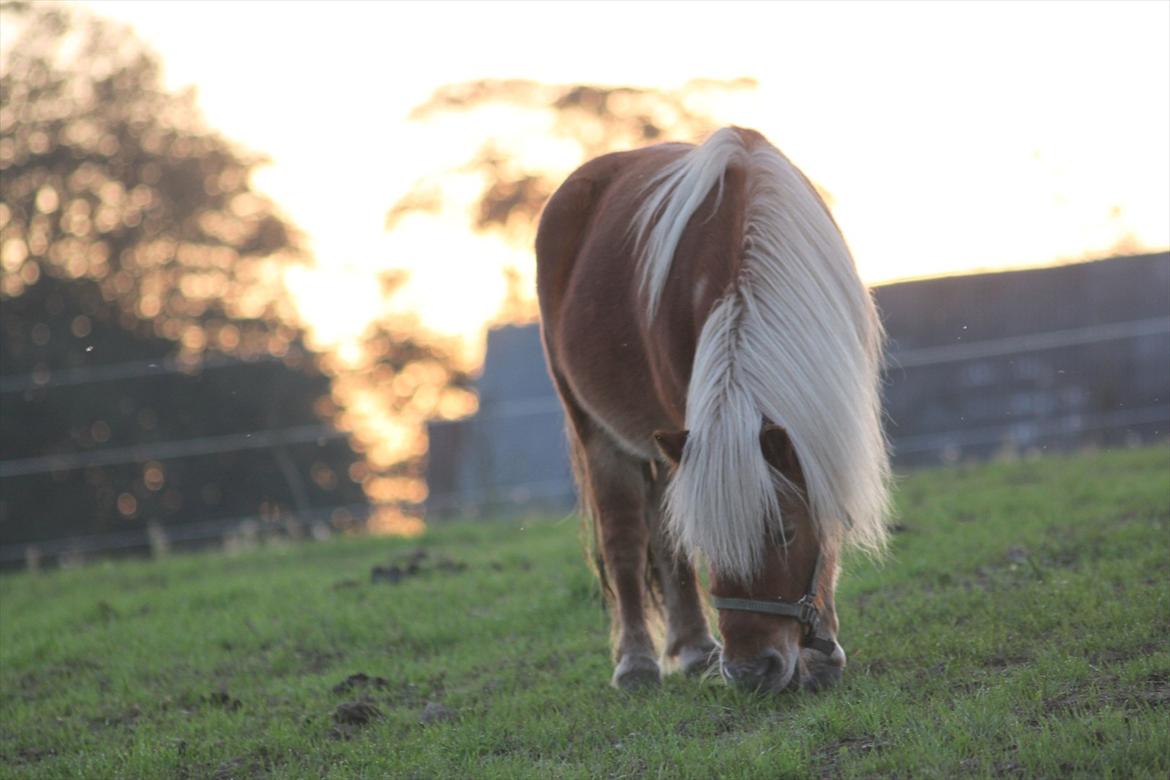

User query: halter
[710,548,837,656]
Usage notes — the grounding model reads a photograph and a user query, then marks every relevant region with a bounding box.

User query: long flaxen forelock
[635,128,891,582]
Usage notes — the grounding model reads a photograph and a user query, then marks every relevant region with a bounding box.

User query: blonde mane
[633,128,891,580]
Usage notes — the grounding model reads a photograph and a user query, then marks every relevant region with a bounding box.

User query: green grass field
[2,446,1168,779]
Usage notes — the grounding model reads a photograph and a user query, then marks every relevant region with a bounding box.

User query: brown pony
[536,127,890,693]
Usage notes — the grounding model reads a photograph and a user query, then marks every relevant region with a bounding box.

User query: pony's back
[633,128,890,580]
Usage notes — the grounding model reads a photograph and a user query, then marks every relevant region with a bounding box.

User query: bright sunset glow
[74,0,1170,364]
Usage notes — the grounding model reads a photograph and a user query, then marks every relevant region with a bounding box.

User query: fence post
[147,521,170,558]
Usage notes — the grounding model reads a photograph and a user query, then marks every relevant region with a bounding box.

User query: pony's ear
[760,423,802,478]
[653,429,688,466]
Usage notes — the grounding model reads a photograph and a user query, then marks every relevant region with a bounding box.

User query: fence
[0,349,370,569]
[424,253,1170,517]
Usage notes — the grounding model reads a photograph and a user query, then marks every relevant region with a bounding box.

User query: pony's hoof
[679,642,722,677]
[612,655,661,690]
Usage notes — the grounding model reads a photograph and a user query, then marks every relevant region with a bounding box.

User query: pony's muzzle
[721,647,797,694]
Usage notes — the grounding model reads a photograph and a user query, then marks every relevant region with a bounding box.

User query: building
[425,325,573,517]
[425,253,1170,518]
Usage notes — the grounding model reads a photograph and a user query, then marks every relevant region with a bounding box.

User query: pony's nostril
[759,651,782,678]
[724,650,789,692]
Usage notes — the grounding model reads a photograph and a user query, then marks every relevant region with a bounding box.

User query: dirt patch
[88,703,142,729]
[1085,642,1160,667]
[1038,670,1170,723]
[991,759,1024,777]
[1140,671,1170,708]
[982,652,1031,670]
[1004,546,1048,581]
[12,659,102,702]
[94,600,120,623]
[332,672,389,695]
[330,700,383,740]
[295,646,344,674]
[489,557,533,572]
[959,748,1023,778]
[419,701,457,725]
[674,706,738,738]
[386,680,426,708]
[534,651,580,673]
[425,671,447,701]
[206,745,294,778]
[814,734,884,779]
[6,747,57,765]
[336,675,432,709]
[370,548,467,585]
[335,700,383,725]
[206,690,242,711]
[212,757,251,780]
[324,670,444,738]
[958,546,1067,593]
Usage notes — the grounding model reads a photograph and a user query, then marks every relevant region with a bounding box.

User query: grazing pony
[535,127,889,693]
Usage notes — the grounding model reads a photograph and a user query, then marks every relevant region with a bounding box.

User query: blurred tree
[385,78,757,323]
[0,4,468,558]
[0,3,298,351]
[388,78,759,237]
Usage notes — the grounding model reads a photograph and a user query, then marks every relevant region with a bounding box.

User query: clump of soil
[370,548,467,585]
[330,700,384,740]
[332,672,389,695]
[419,701,457,725]
[334,700,382,725]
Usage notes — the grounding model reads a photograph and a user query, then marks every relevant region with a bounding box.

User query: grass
[1,445,1168,779]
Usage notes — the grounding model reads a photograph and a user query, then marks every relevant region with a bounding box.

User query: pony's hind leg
[646,469,720,677]
[580,434,661,690]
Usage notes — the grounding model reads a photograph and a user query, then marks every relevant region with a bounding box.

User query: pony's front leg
[600,512,660,689]
[651,549,721,676]
[587,443,660,690]
[646,480,720,677]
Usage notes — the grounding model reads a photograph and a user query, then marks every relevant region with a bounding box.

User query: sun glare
[39,1,1165,355]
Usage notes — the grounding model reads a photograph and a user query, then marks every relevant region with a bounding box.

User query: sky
[74,0,1170,361]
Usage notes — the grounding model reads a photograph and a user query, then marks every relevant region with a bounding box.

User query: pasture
[2,446,1168,778]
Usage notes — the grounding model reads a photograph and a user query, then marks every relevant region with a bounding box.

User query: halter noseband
[709,548,837,656]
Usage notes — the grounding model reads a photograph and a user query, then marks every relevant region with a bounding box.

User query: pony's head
[655,423,846,694]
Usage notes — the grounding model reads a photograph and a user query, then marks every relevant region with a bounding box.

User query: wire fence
[3,315,1168,569]
[423,316,1170,513]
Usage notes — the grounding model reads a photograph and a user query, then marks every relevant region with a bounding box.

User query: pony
[535,127,890,693]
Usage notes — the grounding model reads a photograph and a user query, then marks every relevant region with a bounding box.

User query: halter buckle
[796,595,820,632]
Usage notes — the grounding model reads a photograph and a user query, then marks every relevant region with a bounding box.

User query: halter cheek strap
[710,549,838,656]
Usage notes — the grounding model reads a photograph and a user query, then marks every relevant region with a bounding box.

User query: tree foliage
[0,4,300,355]
[386,78,757,244]
[0,5,466,554]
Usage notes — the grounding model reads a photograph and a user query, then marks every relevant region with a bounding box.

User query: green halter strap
[710,548,837,656]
